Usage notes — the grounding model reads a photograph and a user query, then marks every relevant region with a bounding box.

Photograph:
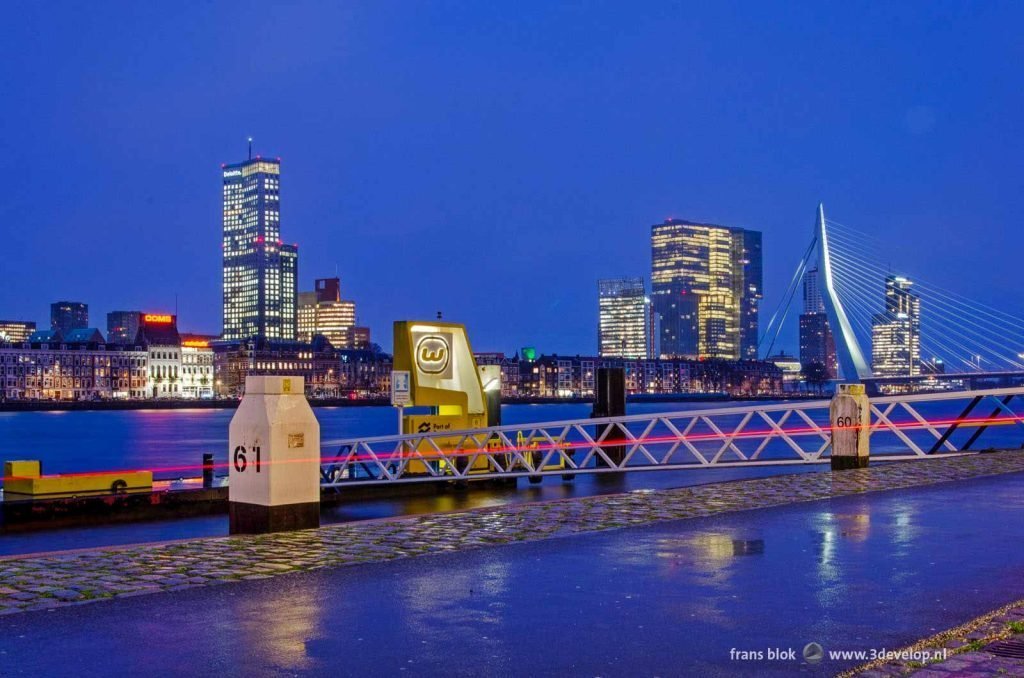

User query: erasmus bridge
[315,205,1024,488]
[761,204,1024,394]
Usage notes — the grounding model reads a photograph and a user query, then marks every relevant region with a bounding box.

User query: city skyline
[3,7,1024,676]
[3,3,1022,356]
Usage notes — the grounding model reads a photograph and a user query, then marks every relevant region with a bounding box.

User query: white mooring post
[228,376,320,534]
[830,383,870,470]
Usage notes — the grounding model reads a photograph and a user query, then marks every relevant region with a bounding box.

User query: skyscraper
[650,220,762,360]
[297,277,361,347]
[798,268,838,379]
[598,277,649,359]
[221,155,298,341]
[871,275,921,377]
[50,301,88,335]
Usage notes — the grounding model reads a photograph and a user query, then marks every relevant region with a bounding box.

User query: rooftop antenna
[248,136,253,160]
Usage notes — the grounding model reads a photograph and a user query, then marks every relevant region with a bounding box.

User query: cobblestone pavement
[2,451,1024,618]
[848,598,1024,676]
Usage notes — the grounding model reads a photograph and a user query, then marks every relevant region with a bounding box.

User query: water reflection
[229,575,328,672]
[655,532,765,567]
[395,558,512,667]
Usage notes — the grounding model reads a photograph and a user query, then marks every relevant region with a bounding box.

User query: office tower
[107,311,143,344]
[0,320,36,344]
[598,277,649,359]
[871,275,921,377]
[50,301,88,335]
[296,277,361,348]
[798,268,838,378]
[221,154,298,341]
[803,266,823,313]
[650,219,762,360]
[280,243,298,340]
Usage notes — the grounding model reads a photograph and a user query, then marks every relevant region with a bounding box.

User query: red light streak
[1,414,1021,483]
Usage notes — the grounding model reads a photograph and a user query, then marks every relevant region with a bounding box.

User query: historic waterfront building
[512,353,781,398]
[0,320,36,344]
[337,348,393,397]
[474,352,522,398]
[221,154,298,341]
[650,219,762,360]
[180,334,216,399]
[871,275,921,377]
[597,277,650,359]
[212,336,342,398]
[50,301,88,335]
[0,331,147,401]
[138,313,183,398]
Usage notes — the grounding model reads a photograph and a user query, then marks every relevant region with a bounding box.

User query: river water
[1,397,1019,479]
[0,401,764,478]
[1,398,1021,556]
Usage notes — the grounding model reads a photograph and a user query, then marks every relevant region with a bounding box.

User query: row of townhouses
[1,322,782,402]
[476,353,783,398]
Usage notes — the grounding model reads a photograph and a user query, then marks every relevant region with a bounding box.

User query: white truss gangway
[319,387,1024,489]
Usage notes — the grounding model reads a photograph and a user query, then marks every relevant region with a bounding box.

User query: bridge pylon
[816,203,872,381]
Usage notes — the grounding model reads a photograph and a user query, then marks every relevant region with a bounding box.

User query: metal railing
[319,387,1024,488]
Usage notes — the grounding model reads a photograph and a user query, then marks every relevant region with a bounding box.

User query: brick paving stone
[2,451,1024,620]
[845,600,1024,676]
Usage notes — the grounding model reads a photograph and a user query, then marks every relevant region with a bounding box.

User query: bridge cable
[759,234,817,359]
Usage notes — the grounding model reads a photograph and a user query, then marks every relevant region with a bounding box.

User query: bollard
[592,368,626,468]
[202,453,214,489]
[228,376,321,534]
[830,383,870,470]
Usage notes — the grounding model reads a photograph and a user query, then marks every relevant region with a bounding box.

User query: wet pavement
[0,463,823,557]
[2,467,1024,675]
[1,454,1024,675]
[3,451,1023,615]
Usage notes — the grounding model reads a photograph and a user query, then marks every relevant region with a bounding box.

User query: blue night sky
[2,1,1022,354]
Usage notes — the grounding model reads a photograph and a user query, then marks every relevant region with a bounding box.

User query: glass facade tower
[650,220,762,360]
[222,157,298,340]
[871,275,921,377]
[598,277,649,359]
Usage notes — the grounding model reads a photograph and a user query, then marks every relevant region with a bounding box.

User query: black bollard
[592,368,626,468]
[202,453,214,489]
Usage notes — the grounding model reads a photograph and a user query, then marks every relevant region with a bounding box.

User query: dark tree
[803,361,830,395]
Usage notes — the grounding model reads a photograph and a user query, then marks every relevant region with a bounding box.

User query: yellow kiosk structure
[393,320,497,476]
[392,320,569,480]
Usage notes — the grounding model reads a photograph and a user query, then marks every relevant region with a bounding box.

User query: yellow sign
[415,334,451,375]
[282,378,292,393]
[144,314,173,324]
[393,321,485,416]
